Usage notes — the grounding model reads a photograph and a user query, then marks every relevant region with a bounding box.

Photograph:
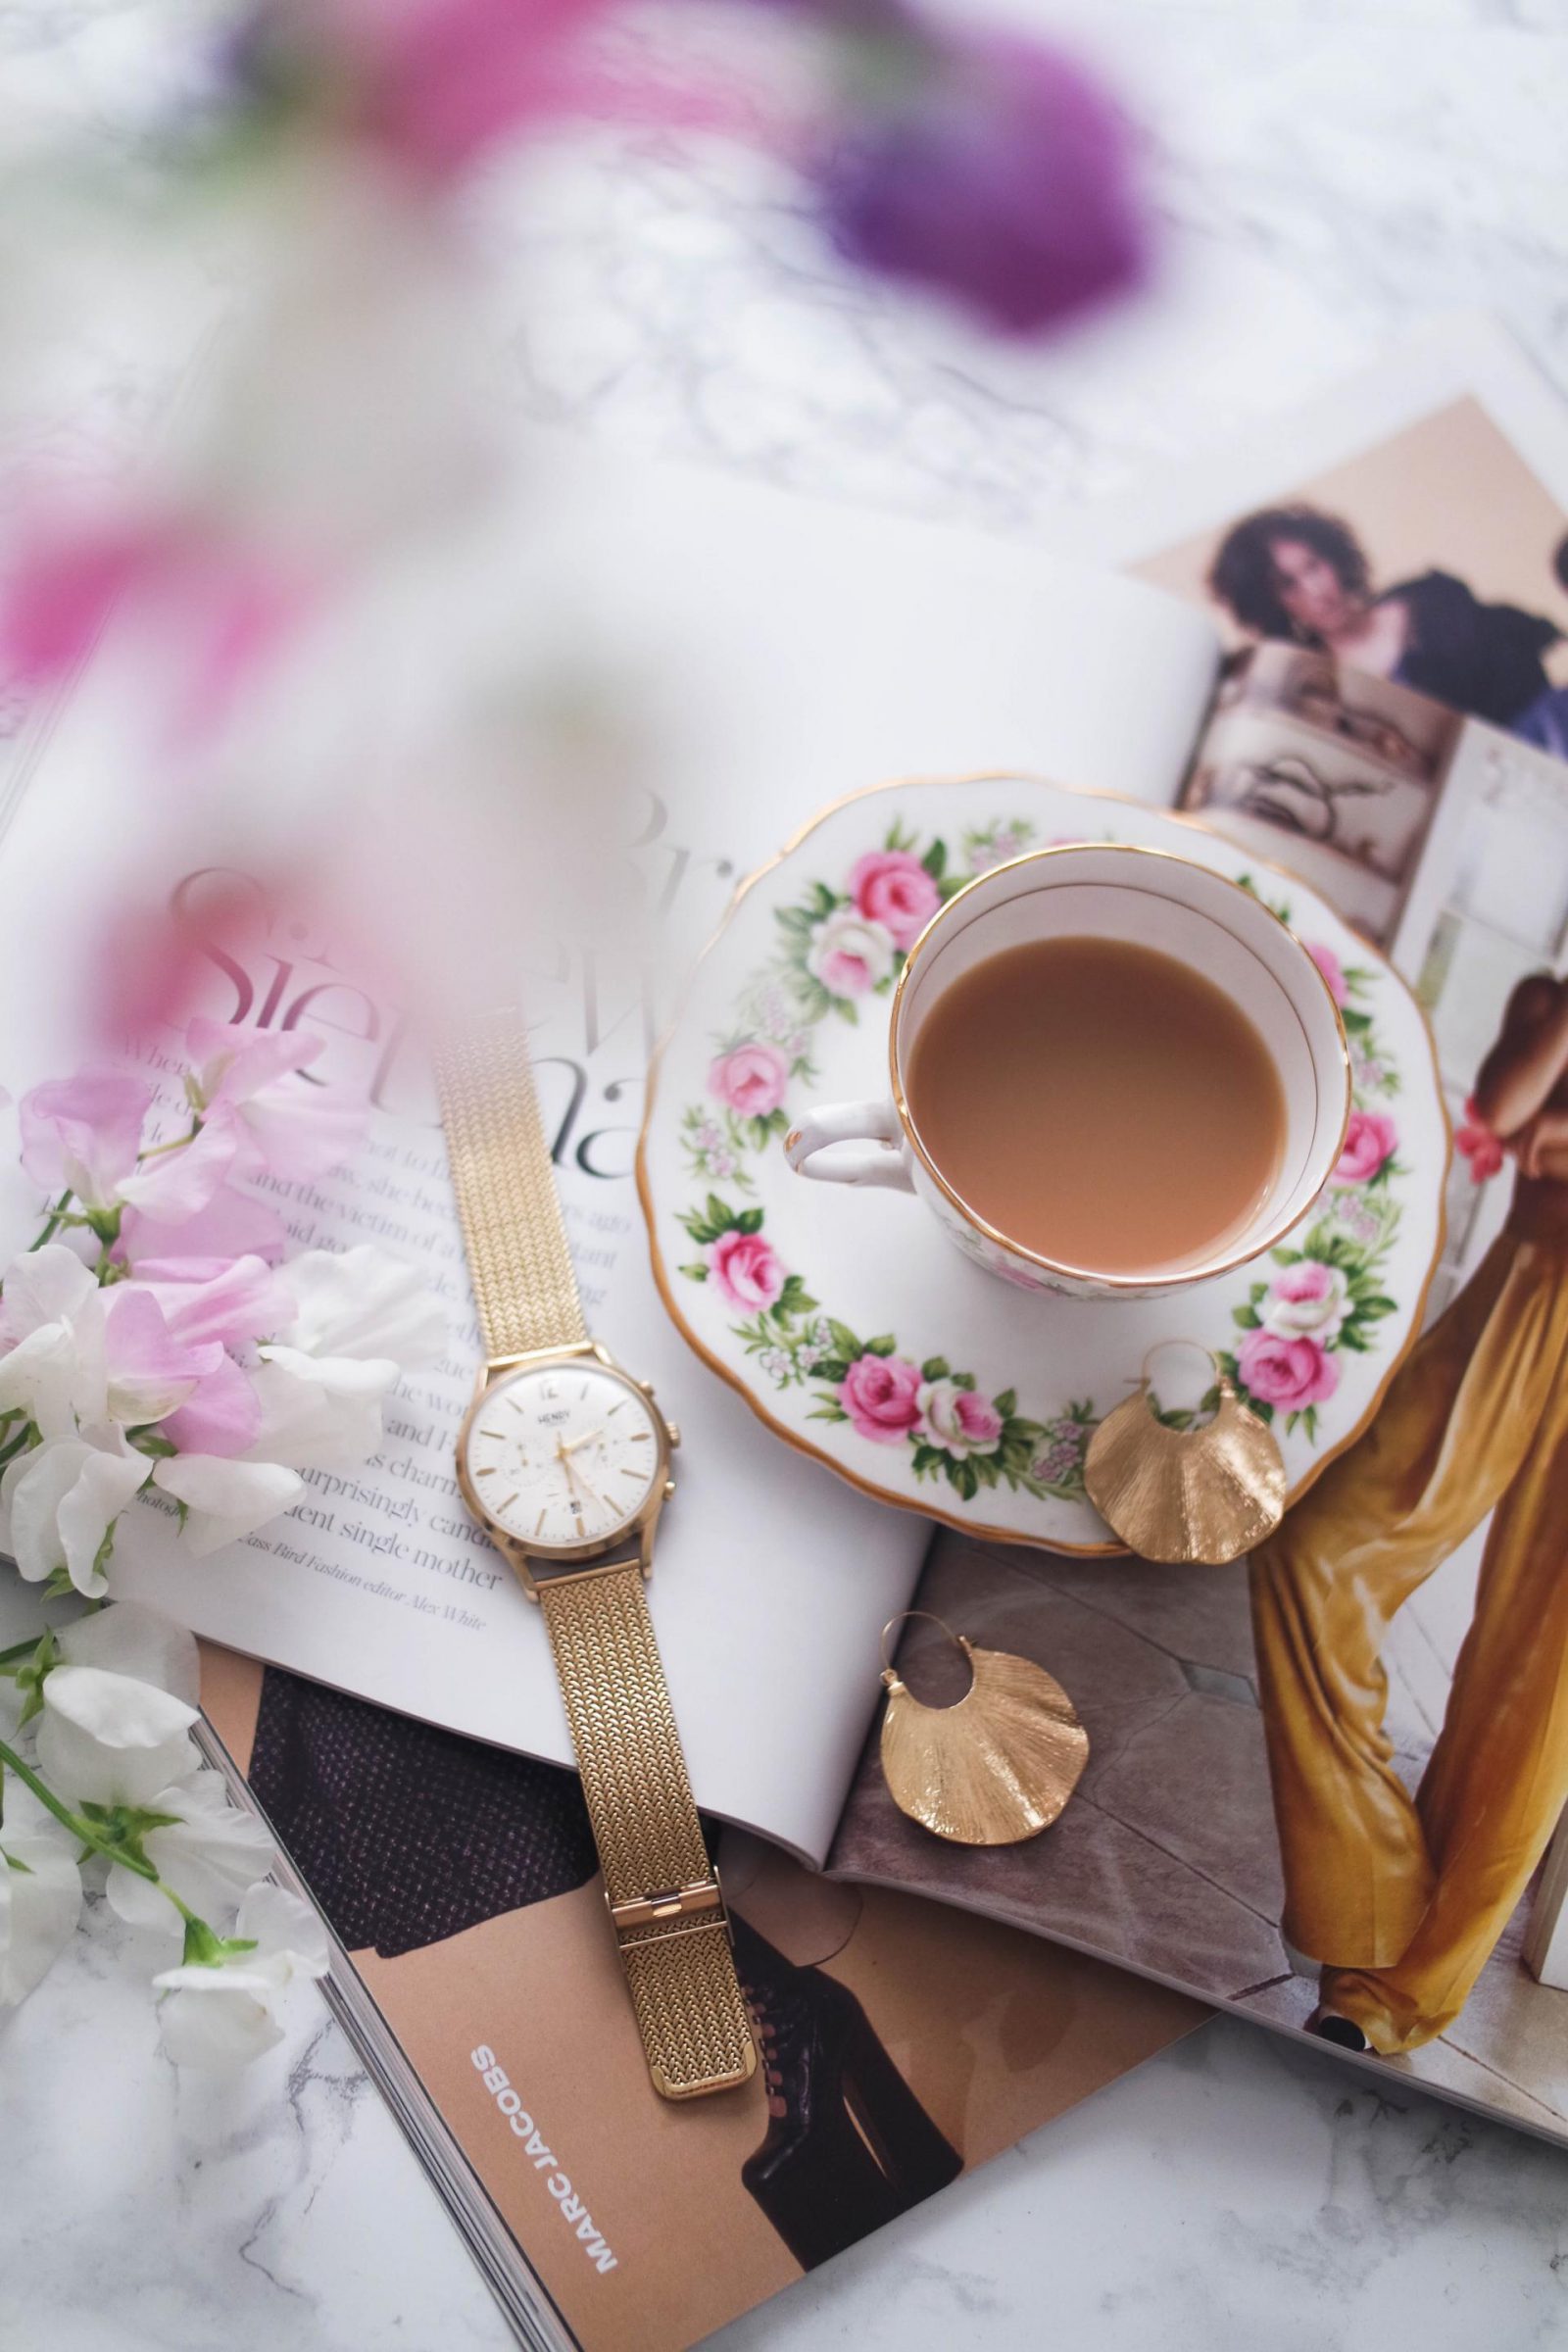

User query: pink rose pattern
[710,1042,789,1119]
[707,1228,786,1311]
[840,1352,925,1445]
[678,822,1414,1494]
[1330,1107,1398,1188]
[847,850,942,950]
[1238,1329,1341,1409]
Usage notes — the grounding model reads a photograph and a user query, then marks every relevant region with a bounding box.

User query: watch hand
[560,1426,603,1456]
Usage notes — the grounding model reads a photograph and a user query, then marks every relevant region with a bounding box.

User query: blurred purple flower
[814,20,1151,336]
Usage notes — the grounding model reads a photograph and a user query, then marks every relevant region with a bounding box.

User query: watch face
[462,1359,665,1551]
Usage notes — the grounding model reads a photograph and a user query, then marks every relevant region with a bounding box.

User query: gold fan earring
[1083,1340,1287,1565]
[877,1613,1089,1846]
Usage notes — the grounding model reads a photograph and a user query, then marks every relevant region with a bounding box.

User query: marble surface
[5,2,1568,2348]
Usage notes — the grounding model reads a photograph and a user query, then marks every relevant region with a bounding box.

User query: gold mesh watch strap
[539,1564,756,2099]
[435,1010,586,1362]
[437,1011,756,2102]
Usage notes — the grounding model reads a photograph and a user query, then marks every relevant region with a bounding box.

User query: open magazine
[3,318,1568,2339]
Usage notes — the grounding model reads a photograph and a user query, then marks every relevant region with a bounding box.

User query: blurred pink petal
[118,1255,293,1349]
[19,1073,152,1210]
[120,1183,289,1270]
[230,0,735,184]
[0,510,312,730]
[0,520,163,683]
[162,1354,266,1458]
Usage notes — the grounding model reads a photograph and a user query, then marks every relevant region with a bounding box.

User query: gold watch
[437,1011,757,2102]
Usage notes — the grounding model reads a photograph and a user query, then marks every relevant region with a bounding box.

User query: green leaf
[1271,1247,1301,1266]
[678,1262,709,1282]
[707,1193,738,1234]
[920,1356,950,1382]
[807,1403,849,1423]
[952,1371,976,1392]
[864,1334,897,1357]
[1358,1295,1397,1318]
[827,1320,863,1361]
[814,1358,849,1384]
[920,840,947,879]
[993,1389,1016,1419]
[948,1457,979,1501]
[809,880,839,915]
[736,1206,764,1235]
[1233,1305,1261,1329]
[775,905,814,938]
[1342,1007,1372,1033]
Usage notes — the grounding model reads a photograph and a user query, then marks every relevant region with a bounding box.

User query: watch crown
[663,1477,676,1498]
[641,1380,656,1398]
[665,1422,681,1449]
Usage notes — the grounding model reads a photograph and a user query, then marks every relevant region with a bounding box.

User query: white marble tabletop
[4,3,1568,2349]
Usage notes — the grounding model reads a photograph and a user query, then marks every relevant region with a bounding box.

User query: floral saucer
[637,776,1448,1553]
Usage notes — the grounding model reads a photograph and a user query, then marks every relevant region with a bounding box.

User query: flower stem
[25,1190,75,1253]
[0,1737,199,1922]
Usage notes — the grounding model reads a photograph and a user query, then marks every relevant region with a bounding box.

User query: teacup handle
[785,1100,913,1191]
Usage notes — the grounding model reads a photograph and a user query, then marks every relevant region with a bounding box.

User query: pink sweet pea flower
[102,1290,227,1427]
[1330,1108,1397,1189]
[185,1018,368,1182]
[848,851,941,951]
[710,1043,790,1120]
[1305,942,1348,1007]
[120,1182,288,1271]
[840,1351,924,1446]
[19,1073,152,1211]
[815,22,1150,338]
[708,1229,787,1312]
[162,1354,265,1459]
[119,1256,293,1350]
[1238,1329,1340,1411]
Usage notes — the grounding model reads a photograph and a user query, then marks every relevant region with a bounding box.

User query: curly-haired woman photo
[1208,503,1560,729]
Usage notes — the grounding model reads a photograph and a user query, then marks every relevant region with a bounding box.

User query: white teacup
[783,843,1350,1302]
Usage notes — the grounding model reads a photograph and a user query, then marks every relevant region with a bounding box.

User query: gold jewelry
[438,1010,756,2102]
[1083,1341,1287,1565]
[877,1613,1088,1847]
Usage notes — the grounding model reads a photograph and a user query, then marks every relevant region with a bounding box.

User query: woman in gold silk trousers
[1250,970,1568,2053]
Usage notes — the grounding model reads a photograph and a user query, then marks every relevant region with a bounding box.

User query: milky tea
[903,935,1287,1280]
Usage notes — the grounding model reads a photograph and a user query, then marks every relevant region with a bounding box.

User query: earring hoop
[1083,1343,1287,1565]
[877,1617,1088,1846]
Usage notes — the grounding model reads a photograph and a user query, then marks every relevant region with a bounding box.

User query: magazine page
[200,1642,1203,2352]
[0,444,1221,1868]
[832,337,1568,2142]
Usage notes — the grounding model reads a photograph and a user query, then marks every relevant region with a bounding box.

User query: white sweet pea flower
[55,1596,200,1705]
[154,1882,330,2069]
[270,1246,446,1367]
[245,1350,397,1471]
[0,1245,109,1437]
[0,1431,151,1597]
[34,1661,200,1806]
[238,1246,444,1475]
[151,1454,303,1558]
[0,1780,83,2006]
[104,1768,276,1936]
